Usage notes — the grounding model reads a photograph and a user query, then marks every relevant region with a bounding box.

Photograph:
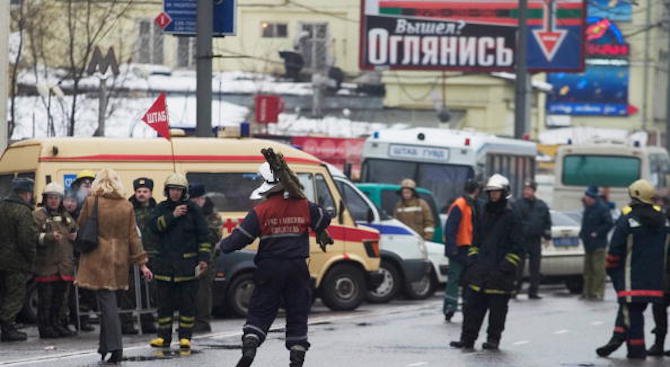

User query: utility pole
[196,0,213,137]
[94,77,107,136]
[642,0,651,131]
[514,0,530,139]
[666,0,670,151]
[0,0,9,152]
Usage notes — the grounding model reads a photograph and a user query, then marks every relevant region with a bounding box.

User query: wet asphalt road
[1,286,669,367]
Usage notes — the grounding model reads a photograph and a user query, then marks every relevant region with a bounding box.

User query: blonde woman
[76,168,152,364]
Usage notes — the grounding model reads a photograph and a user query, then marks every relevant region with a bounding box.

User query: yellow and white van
[0,137,382,313]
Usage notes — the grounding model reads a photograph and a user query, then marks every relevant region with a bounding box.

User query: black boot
[289,346,306,367]
[627,345,647,360]
[106,349,123,364]
[444,310,455,322]
[52,315,76,337]
[482,339,500,350]
[647,334,665,357]
[596,336,624,357]
[450,340,474,349]
[1,323,27,342]
[236,334,260,367]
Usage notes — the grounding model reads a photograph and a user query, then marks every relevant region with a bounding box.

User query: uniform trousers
[461,290,510,343]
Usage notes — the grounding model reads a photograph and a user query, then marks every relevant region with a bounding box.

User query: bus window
[362,159,417,186]
[649,154,670,188]
[416,162,473,209]
[562,155,640,187]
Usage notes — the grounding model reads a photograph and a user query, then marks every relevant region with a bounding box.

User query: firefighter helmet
[250,162,282,200]
[43,182,64,197]
[164,173,188,189]
[400,178,417,190]
[628,179,655,205]
[484,174,510,192]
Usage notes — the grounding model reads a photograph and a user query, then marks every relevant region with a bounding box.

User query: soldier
[219,154,332,367]
[119,178,158,334]
[0,178,38,342]
[149,174,211,355]
[450,174,523,350]
[394,178,435,240]
[443,180,480,322]
[33,182,77,339]
[189,183,222,334]
[596,179,669,360]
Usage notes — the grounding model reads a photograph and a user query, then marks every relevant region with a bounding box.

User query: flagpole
[169,138,177,173]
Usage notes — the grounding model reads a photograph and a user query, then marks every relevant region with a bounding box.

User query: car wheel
[404,269,437,300]
[366,260,401,304]
[226,273,255,318]
[319,263,365,311]
[565,277,583,295]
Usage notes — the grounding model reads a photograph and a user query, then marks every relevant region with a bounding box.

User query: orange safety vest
[448,197,473,247]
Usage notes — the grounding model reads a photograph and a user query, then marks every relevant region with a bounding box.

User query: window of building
[261,22,288,38]
[298,23,329,71]
[136,19,164,64]
[176,37,197,68]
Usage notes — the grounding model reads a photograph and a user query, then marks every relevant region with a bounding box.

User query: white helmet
[484,174,510,192]
[249,162,283,200]
[43,182,65,197]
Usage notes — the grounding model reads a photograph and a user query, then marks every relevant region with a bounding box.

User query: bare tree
[8,1,26,139]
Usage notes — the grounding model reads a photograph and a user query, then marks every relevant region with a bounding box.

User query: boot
[482,339,500,350]
[627,345,647,360]
[179,338,192,357]
[53,315,76,337]
[289,345,306,367]
[647,334,665,357]
[444,310,455,322]
[106,349,123,364]
[596,336,624,357]
[1,323,27,342]
[236,334,260,367]
[449,340,474,349]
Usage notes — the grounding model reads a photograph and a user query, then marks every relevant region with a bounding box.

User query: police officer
[450,174,522,350]
[443,180,480,322]
[0,178,38,342]
[394,178,435,240]
[33,182,77,339]
[219,161,331,367]
[119,178,158,334]
[513,180,552,299]
[149,174,211,355]
[596,179,669,360]
[189,183,223,334]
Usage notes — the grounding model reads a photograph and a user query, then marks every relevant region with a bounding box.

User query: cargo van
[0,137,382,313]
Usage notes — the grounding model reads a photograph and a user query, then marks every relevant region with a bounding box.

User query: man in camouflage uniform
[0,178,38,342]
[189,183,222,333]
[119,178,158,334]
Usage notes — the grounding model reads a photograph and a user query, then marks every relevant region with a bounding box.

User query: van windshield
[562,155,640,187]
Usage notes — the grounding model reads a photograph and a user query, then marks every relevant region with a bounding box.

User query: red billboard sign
[254,95,283,124]
[291,136,366,178]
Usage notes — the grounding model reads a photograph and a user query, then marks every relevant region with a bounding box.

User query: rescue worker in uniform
[0,178,38,342]
[218,161,331,367]
[119,178,158,334]
[189,183,223,333]
[394,178,435,240]
[149,173,211,355]
[450,174,523,350]
[33,182,77,338]
[443,180,480,322]
[513,180,552,299]
[596,179,669,359]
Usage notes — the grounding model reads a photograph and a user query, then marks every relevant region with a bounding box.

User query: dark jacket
[129,196,158,257]
[606,203,669,303]
[464,198,523,294]
[513,197,551,249]
[150,199,211,281]
[219,193,331,261]
[0,193,38,273]
[200,197,223,249]
[444,195,479,262]
[580,199,614,252]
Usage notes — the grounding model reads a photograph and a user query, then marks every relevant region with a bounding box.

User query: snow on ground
[9,95,249,139]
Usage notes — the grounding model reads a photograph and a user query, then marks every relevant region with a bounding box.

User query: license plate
[553,237,579,247]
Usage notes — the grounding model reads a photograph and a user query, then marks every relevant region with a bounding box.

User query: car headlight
[418,239,428,259]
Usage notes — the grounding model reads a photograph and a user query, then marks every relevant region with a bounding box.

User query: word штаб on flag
[141,93,171,140]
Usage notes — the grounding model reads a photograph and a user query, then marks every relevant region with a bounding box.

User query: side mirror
[366,208,374,224]
[326,206,337,218]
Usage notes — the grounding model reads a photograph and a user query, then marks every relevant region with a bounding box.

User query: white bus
[360,128,537,210]
[553,142,670,211]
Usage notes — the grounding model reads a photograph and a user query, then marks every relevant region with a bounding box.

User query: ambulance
[0,136,382,314]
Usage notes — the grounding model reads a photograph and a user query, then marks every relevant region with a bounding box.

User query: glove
[316,230,334,253]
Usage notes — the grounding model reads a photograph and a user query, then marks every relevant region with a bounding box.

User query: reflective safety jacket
[444,196,478,259]
[394,197,435,240]
[607,204,669,304]
[150,199,211,282]
[219,193,331,261]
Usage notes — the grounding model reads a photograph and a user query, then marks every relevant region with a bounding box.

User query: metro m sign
[360,0,586,72]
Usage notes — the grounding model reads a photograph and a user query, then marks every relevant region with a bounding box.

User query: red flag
[141,93,171,140]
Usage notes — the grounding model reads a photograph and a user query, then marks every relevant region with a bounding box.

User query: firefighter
[218,160,332,367]
[189,183,222,334]
[394,178,435,240]
[443,179,481,322]
[596,179,669,360]
[119,178,158,334]
[33,182,77,339]
[450,174,523,350]
[148,174,211,355]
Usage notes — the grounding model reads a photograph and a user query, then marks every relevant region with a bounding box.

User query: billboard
[546,15,630,116]
[587,0,632,22]
[360,0,586,72]
[290,136,366,178]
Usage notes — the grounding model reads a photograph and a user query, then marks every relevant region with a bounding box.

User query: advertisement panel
[290,137,366,178]
[360,0,586,72]
[587,0,632,22]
